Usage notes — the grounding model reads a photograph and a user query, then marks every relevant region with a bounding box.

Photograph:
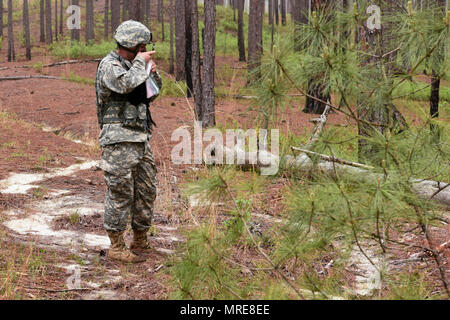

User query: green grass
[62,71,95,86]
[50,39,116,60]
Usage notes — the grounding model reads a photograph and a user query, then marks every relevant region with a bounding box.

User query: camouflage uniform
[96,48,162,233]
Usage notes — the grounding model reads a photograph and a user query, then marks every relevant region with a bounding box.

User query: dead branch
[291,147,374,170]
[21,285,93,293]
[0,75,61,81]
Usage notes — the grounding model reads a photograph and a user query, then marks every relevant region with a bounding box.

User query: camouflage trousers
[100,141,157,232]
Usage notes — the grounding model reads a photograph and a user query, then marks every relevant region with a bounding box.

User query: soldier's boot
[107,231,146,263]
[130,229,161,256]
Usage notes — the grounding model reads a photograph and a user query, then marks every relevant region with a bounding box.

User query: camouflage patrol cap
[113,20,152,48]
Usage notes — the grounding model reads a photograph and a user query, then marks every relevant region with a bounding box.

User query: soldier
[95,20,162,263]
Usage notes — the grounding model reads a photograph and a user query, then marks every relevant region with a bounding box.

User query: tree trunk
[303,81,330,114]
[129,0,142,21]
[269,0,273,25]
[185,0,193,97]
[429,0,446,121]
[247,0,264,84]
[0,0,3,38]
[59,0,63,36]
[202,0,217,127]
[158,0,162,22]
[7,0,14,61]
[54,0,58,40]
[274,0,279,25]
[45,0,53,44]
[40,0,45,42]
[123,0,129,21]
[169,0,175,74]
[145,0,150,25]
[160,0,165,41]
[191,0,202,119]
[104,0,109,39]
[71,0,80,41]
[175,0,186,81]
[430,70,440,119]
[111,0,121,33]
[281,0,286,25]
[23,0,31,60]
[237,0,245,61]
[140,0,145,22]
[85,0,94,43]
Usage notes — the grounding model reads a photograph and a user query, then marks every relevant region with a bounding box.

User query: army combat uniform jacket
[95,51,161,232]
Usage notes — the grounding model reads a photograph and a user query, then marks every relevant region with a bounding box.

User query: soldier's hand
[137,51,155,64]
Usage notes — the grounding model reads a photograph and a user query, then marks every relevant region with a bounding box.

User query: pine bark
[202,0,217,127]
[54,0,57,39]
[59,0,63,36]
[40,0,45,42]
[281,0,286,25]
[175,0,186,81]
[7,0,14,61]
[23,0,31,60]
[45,0,52,44]
[0,0,3,38]
[160,0,165,41]
[104,0,109,39]
[71,0,80,41]
[429,0,447,121]
[169,0,175,74]
[157,0,162,22]
[111,0,121,33]
[191,0,202,119]
[123,0,129,21]
[129,0,142,21]
[85,0,94,43]
[269,0,273,25]
[247,0,264,84]
[185,0,193,97]
[237,0,245,61]
[145,0,150,25]
[274,0,279,25]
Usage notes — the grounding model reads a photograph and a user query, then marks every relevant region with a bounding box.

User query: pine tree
[111,0,121,34]
[45,0,52,44]
[237,0,246,61]
[123,0,129,21]
[40,0,45,42]
[169,0,175,74]
[104,0,109,39]
[0,0,3,38]
[7,0,14,61]
[175,0,186,81]
[71,0,80,41]
[185,0,193,97]
[191,0,202,119]
[59,0,63,37]
[247,0,264,84]
[202,0,217,127]
[85,0,94,43]
[23,0,31,60]
[54,0,57,39]
[129,0,142,21]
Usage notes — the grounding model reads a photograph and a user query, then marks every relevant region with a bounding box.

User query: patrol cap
[113,20,152,49]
